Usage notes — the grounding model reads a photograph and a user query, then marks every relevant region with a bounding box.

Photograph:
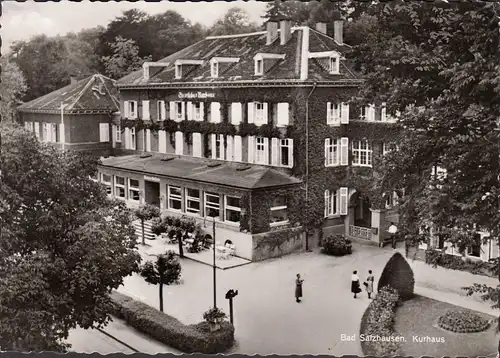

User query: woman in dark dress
[295,273,304,303]
[351,270,362,299]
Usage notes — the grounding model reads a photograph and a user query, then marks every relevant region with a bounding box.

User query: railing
[349,225,372,240]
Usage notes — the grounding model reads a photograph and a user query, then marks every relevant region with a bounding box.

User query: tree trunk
[141,219,145,245]
[159,280,164,312]
[178,234,184,257]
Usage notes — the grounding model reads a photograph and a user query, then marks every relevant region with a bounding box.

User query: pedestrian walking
[351,270,362,299]
[388,222,398,249]
[364,270,375,299]
[295,274,304,303]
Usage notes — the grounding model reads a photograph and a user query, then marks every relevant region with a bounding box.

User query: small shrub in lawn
[359,286,403,356]
[438,310,490,333]
[378,252,415,300]
[110,291,235,353]
[321,234,352,256]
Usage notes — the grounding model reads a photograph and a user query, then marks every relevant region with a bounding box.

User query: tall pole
[213,217,217,308]
[60,102,65,151]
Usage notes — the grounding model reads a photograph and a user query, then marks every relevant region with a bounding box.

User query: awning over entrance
[99,154,302,190]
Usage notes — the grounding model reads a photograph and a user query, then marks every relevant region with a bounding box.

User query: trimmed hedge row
[110,291,235,353]
[359,286,404,356]
[425,249,495,277]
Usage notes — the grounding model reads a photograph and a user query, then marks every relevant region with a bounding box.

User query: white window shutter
[381,103,387,122]
[158,130,166,153]
[264,138,269,164]
[124,101,129,118]
[226,135,234,161]
[247,102,255,124]
[59,123,65,143]
[34,122,40,139]
[271,138,279,166]
[219,134,225,159]
[211,134,217,159]
[192,133,202,157]
[324,138,330,166]
[186,102,193,121]
[277,103,289,127]
[368,104,375,121]
[146,129,151,152]
[199,102,205,121]
[175,131,183,155]
[324,190,330,217]
[124,127,130,149]
[340,137,349,166]
[262,103,269,124]
[339,187,348,215]
[169,101,175,121]
[341,103,349,124]
[288,139,294,168]
[161,101,167,120]
[231,103,242,125]
[326,102,331,124]
[99,123,109,142]
[181,102,186,121]
[112,124,116,148]
[247,135,255,163]
[142,100,150,120]
[211,102,221,123]
[234,135,243,162]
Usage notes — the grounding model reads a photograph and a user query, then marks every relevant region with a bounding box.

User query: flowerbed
[321,234,352,256]
[438,310,490,333]
[110,291,235,353]
[359,286,404,356]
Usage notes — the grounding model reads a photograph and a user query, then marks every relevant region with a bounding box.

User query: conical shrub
[377,252,415,300]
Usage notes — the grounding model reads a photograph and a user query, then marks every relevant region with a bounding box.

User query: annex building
[97,17,402,261]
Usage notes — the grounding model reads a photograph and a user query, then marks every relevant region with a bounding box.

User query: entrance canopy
[99,154,301,190]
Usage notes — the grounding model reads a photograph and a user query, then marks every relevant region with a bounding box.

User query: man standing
[388,222,398,249]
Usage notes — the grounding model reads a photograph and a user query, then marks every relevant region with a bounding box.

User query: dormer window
[256,60,263,75]
[211,62,219,78]
[253,53,285,76]
[175,64,182,79]
[329,56,340,74]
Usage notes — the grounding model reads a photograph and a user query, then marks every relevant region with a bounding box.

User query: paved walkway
[115,242,499,355]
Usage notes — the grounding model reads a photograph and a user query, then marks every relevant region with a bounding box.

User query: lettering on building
[178,91,216,99]
[144,175,161,182]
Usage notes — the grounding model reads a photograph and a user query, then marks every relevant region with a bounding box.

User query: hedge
[377,252,415,300]
[110,291,235,353]
[359,286,404,356]
[425,248,496,277]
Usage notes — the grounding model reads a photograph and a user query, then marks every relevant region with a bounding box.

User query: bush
[359,286,403,356]
[425,249,495,276]
[438,310,490,333]
[321,234,352,256]
[110,291,235,353]
[378,252,415,300]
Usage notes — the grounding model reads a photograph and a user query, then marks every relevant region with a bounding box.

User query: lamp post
[212,217,217,309]
[225,289,238,324]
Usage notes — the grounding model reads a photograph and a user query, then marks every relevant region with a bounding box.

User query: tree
[262,0,312,26]
[102,36,152,79]
[377,252,415,300]
[209,7,260,36]
[0,56,27,122]
[351,0,500,350]
[0,123,141,351]
[139,251,182,312]
[134,204,161,245]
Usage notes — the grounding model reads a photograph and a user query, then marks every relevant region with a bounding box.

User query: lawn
[394,295,497,357]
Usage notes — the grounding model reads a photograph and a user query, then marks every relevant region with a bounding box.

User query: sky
[1,0,268,51]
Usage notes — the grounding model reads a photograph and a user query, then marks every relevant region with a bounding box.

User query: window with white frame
[175,64,182,79]
[324,189,339,217]
[329,56,339,74]
[101,174,112,195]
[225,196,241,223]
[382,142,398,156]
[175,101,183,121]
[99,123,110,142]
[270,196,288,225]
[279,139,293,167]
[325,138,339,167]
[126,101,137,119]
[255,137,267,164]
[327,102,341,124]
[115,125,121,143]
[193,102,202,121]
[115,176,126,198]
[128,179,140,201]
[385,193,393,209]
[255,59,263,75]
[185,188,201,215]
[168,185,182,211]
[215,135,223,160]
[255,102,265,123]
[360,106,367,120]
[352,140,372,167]
[130,128,136,150]
[380,103,387,122]
[211,61,218,78]
[34,122,40,139]
[50,123,58,143]
[204,192,220,219]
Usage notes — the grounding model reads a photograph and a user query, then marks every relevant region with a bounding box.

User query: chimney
[280,17,292,45]
[315,22,327,35]
[334,20,343,45]
[266,18,279,45]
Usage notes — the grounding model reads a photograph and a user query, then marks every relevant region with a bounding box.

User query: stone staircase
[133,220,156,241]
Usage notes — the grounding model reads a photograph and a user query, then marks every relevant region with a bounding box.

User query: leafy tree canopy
[0,56,27,122]
[0,123,141,351]
[209,7,260,36]
[102,36,152,80]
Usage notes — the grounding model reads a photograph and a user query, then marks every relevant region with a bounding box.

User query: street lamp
[225,289,238,324]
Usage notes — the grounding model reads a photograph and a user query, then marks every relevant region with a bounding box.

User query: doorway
[144,180,160,207]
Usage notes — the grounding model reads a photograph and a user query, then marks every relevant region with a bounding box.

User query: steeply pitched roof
[99,154,302,190]
[18,74,119,114]
[117,26,362,88]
